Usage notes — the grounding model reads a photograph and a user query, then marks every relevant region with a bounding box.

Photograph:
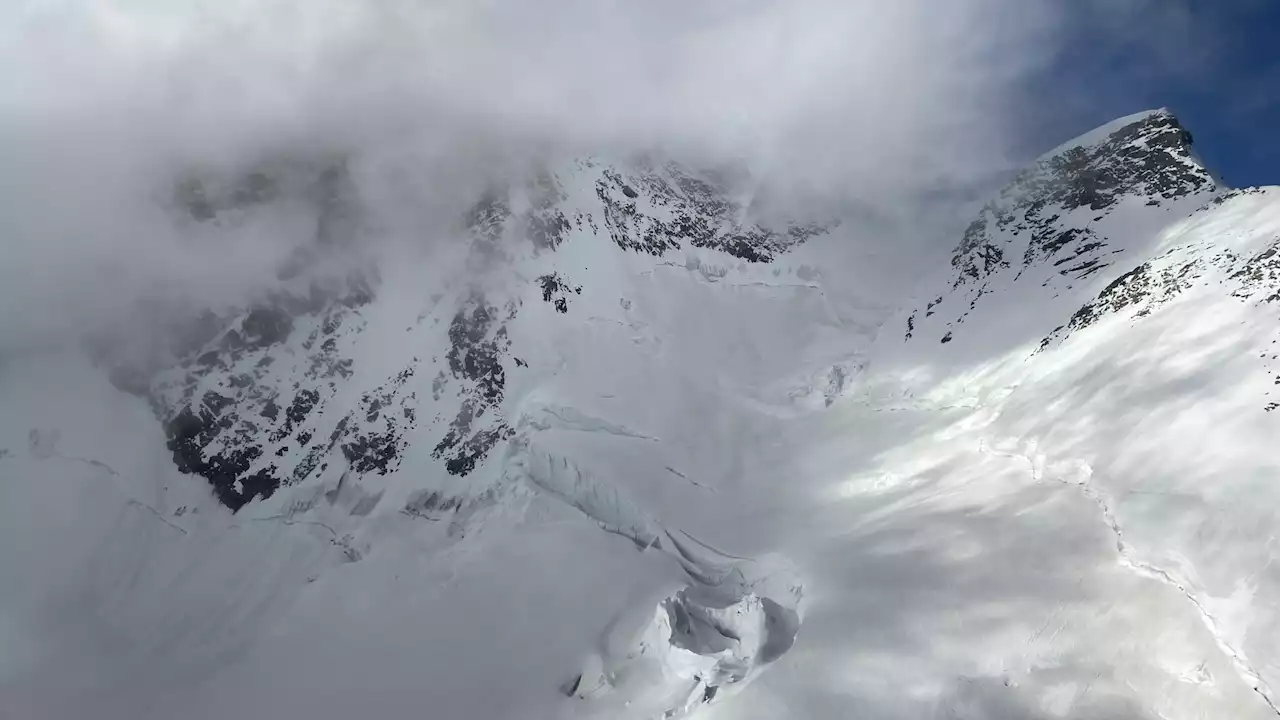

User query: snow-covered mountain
[141,157,835,516]
[2,151,865,720]
[3,109,1280,720]
[870,108,1280,717]
[902,109,1218,351]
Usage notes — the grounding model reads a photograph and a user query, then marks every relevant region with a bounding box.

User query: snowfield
[3,112,1280,719]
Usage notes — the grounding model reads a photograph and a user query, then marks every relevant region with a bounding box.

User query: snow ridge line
[125,500,189,536]
[664,465,716,492]
[243,514,339,538]
[979,438,1280,717]
[32,449,190,536]
[54,452,120,476]
[239,515,366,562]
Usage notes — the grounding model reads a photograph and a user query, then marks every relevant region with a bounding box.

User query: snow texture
[4,111,1280,720]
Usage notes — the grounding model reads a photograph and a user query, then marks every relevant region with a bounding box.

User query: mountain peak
[1015,108,1210,217]
[111,154,835,513]
[1037,108,1174,161]
[904,109,1221,349]
[947,109,1216,285]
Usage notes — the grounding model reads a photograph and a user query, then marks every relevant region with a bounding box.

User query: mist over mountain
[3,3,1279,720]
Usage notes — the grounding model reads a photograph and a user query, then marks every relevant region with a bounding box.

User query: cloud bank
[1,0,1073,351]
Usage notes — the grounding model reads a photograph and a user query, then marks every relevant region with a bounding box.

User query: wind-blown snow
[3,112,1280,720]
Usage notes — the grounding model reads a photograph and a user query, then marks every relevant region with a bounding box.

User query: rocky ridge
[135,157,827,513]
[906,109,1219,344]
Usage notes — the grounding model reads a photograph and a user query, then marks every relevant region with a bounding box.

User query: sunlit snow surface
[4,130,1280,718]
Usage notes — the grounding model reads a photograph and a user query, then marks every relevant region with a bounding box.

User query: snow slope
[3,111,1280,719]
[866,110,1280,717]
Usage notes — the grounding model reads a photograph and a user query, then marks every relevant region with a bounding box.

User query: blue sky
[1022,1,1279,188]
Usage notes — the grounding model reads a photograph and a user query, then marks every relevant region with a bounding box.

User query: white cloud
[0,0,1074,351]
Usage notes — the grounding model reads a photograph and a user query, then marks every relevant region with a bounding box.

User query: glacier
[3,111,1280,720]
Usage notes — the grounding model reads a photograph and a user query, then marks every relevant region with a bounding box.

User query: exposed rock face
[1035,189,1280,411]
[590,159,829,262]
[537,273,581,314]
[430,293,517,477]
[907,110,1220,344]
[156,278,376,511]
[898,110,1280,420]
[138,157,828,513]
[953,111,1213,288]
